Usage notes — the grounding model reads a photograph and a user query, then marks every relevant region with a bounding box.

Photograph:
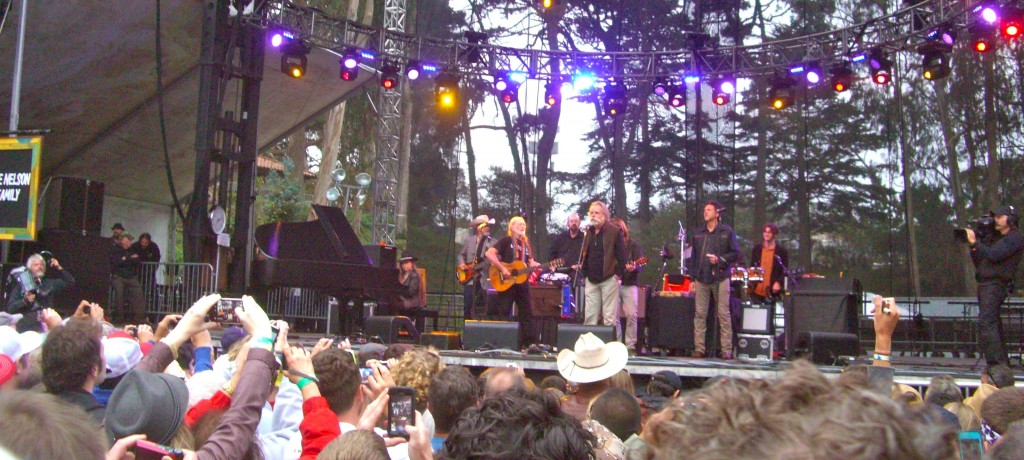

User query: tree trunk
[936,81,976,296]
[308,0,372,218]
[396,0,415,235]
[498,102,525,210]
[982,53,1001,209]
[611,116,627,216]
[462,108,480,217]
[894,68,921,298]
[796,105,811,269]
[285,130,306,181]
[532,15,563,251]
[752,85,768,240]
[638,90,652,224]
[310,103,347,219]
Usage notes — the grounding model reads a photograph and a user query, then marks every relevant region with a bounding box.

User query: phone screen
[388,387,415,438]
[211,298,243,324]
[958,432,983,460]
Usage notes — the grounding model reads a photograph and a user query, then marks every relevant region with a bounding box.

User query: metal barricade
[137,262,217,316]
[263,287,334,320]
[426,292,464,332]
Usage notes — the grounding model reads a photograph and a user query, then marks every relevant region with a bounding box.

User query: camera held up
[954,216,996,243]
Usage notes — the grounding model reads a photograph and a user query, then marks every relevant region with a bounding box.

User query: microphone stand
[571,227,589,323]
[774,254,799,299]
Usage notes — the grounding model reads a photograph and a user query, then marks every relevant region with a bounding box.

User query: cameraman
[964,205,1024,367]
[5,253,75,332]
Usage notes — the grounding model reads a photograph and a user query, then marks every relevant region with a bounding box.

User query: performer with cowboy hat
[384,251,426,333]
[459,215,495,320]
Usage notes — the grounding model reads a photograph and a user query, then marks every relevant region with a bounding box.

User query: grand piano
[253,205,403,334]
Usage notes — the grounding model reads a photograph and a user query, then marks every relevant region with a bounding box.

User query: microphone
[660,245,675,260]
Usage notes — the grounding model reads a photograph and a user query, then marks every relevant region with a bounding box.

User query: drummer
[749,223,789,303]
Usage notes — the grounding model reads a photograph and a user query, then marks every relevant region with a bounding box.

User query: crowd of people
[0,293,1018,459]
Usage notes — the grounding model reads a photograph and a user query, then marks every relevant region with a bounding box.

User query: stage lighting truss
[830,64,855,92]
[255,0,990,102]
[258,0,975,80]
[768,75,797,110]
[603,81,628,116]
[379,62,401,89]
[435,73,460,109]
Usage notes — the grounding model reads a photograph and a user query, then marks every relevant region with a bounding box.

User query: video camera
[954,216,996,243]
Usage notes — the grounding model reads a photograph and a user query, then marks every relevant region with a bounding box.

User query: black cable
[156,0,187,223]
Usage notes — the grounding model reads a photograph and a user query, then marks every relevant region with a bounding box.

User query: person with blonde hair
[485,216,541,348]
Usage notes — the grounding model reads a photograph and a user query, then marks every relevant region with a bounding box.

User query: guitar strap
[474,235,491,263]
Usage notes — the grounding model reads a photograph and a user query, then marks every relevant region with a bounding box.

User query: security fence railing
[135,262,217,316]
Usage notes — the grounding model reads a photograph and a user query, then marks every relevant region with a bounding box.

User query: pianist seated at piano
[386,251,426,333]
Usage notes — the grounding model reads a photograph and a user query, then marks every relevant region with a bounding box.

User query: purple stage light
[343,57,358,69]
[271,33,284,47]
[982,6,998,23]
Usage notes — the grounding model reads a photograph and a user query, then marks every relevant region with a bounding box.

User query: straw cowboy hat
[468,215,496,227]
[557,332,628,384]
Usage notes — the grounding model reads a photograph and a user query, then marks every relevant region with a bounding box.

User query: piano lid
[255,205,375,265]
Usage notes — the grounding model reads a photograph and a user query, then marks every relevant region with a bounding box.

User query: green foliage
[255,157,308,225]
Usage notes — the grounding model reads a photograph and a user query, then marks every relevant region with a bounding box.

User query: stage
[433,350,1023,391]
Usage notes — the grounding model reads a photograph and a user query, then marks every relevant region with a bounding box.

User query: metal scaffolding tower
[371,0,407,246]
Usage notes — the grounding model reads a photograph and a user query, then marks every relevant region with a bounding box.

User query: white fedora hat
[556,332,628,384]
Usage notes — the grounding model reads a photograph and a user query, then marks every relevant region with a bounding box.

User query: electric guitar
[624,257,648,271]
[489,258,564,292]
[456,262,476,285]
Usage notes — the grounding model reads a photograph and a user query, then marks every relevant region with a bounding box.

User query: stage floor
[434,350,1023,390]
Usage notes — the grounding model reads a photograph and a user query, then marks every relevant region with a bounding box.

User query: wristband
[296,377,319,390]
[873,353,892,362]
[289,369,319,384]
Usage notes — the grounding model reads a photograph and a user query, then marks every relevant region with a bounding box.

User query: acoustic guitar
[456,262,476,285]
[489,258,563,292]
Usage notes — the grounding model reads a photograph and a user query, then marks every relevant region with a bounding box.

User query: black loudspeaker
[463,320,518,351]
[420,332,461,350]
[794,331,861,365]
[365,316,419,344]
[42,177,104,235]
[557,324,616,351]
[326,300,342,336]
[648,295,717,354]
[784,278,861,353]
